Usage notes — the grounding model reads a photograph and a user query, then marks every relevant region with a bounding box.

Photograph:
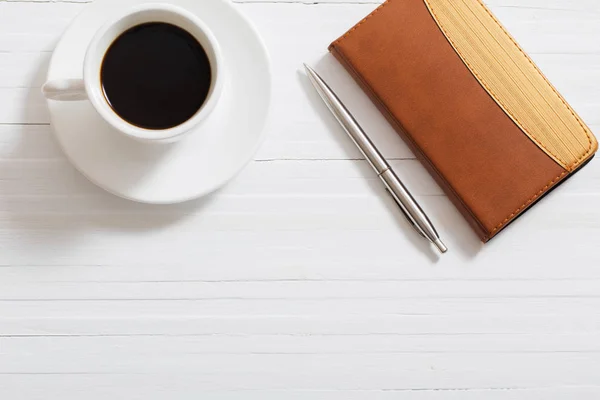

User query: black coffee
[101,22,212,130]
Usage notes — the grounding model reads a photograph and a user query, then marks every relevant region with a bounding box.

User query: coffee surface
[101,22,212,130]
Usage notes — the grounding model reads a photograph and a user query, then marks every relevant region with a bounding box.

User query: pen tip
[433,239,448,254]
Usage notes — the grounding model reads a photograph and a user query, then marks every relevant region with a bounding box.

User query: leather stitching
[490,172,567,234]
[423,0,594,171]
[423,0,593,236]
[331,0,593,239]
[331,45,490,239]
[331,0,489,237]
[332,0,390,46]
[423,0,591,236]
[474,0,594,169]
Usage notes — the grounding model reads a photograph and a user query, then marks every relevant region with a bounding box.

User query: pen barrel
[338,114,389,174]
[304,64,389,173]
[304,64,446,253]
[379,169,441,242]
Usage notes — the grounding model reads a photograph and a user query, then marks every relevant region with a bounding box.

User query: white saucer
[46,0,271,204]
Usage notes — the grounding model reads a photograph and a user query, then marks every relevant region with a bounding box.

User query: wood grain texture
[0,0,599,399]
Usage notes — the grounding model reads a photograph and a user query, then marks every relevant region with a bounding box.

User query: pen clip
[385,188,428,240]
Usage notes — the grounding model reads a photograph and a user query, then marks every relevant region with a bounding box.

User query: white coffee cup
[42,4,224,143]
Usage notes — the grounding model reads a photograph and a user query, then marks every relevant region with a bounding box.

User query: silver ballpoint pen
[304,64,448,254]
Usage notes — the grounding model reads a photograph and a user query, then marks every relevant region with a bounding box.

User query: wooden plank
[0,347,599,389]
[0,380,599,400]
[2,314,600,336]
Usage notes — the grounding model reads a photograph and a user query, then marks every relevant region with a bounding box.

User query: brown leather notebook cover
[329,0,598,242]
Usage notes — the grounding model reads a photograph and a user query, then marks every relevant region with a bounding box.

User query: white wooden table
[1,0,599,398]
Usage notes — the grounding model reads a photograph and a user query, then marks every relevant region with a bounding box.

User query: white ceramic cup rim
[83,3,223,142]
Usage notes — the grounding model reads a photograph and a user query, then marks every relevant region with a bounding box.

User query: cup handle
[42,79,88,101]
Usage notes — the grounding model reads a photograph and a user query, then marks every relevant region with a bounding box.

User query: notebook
[329,0,598,242]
